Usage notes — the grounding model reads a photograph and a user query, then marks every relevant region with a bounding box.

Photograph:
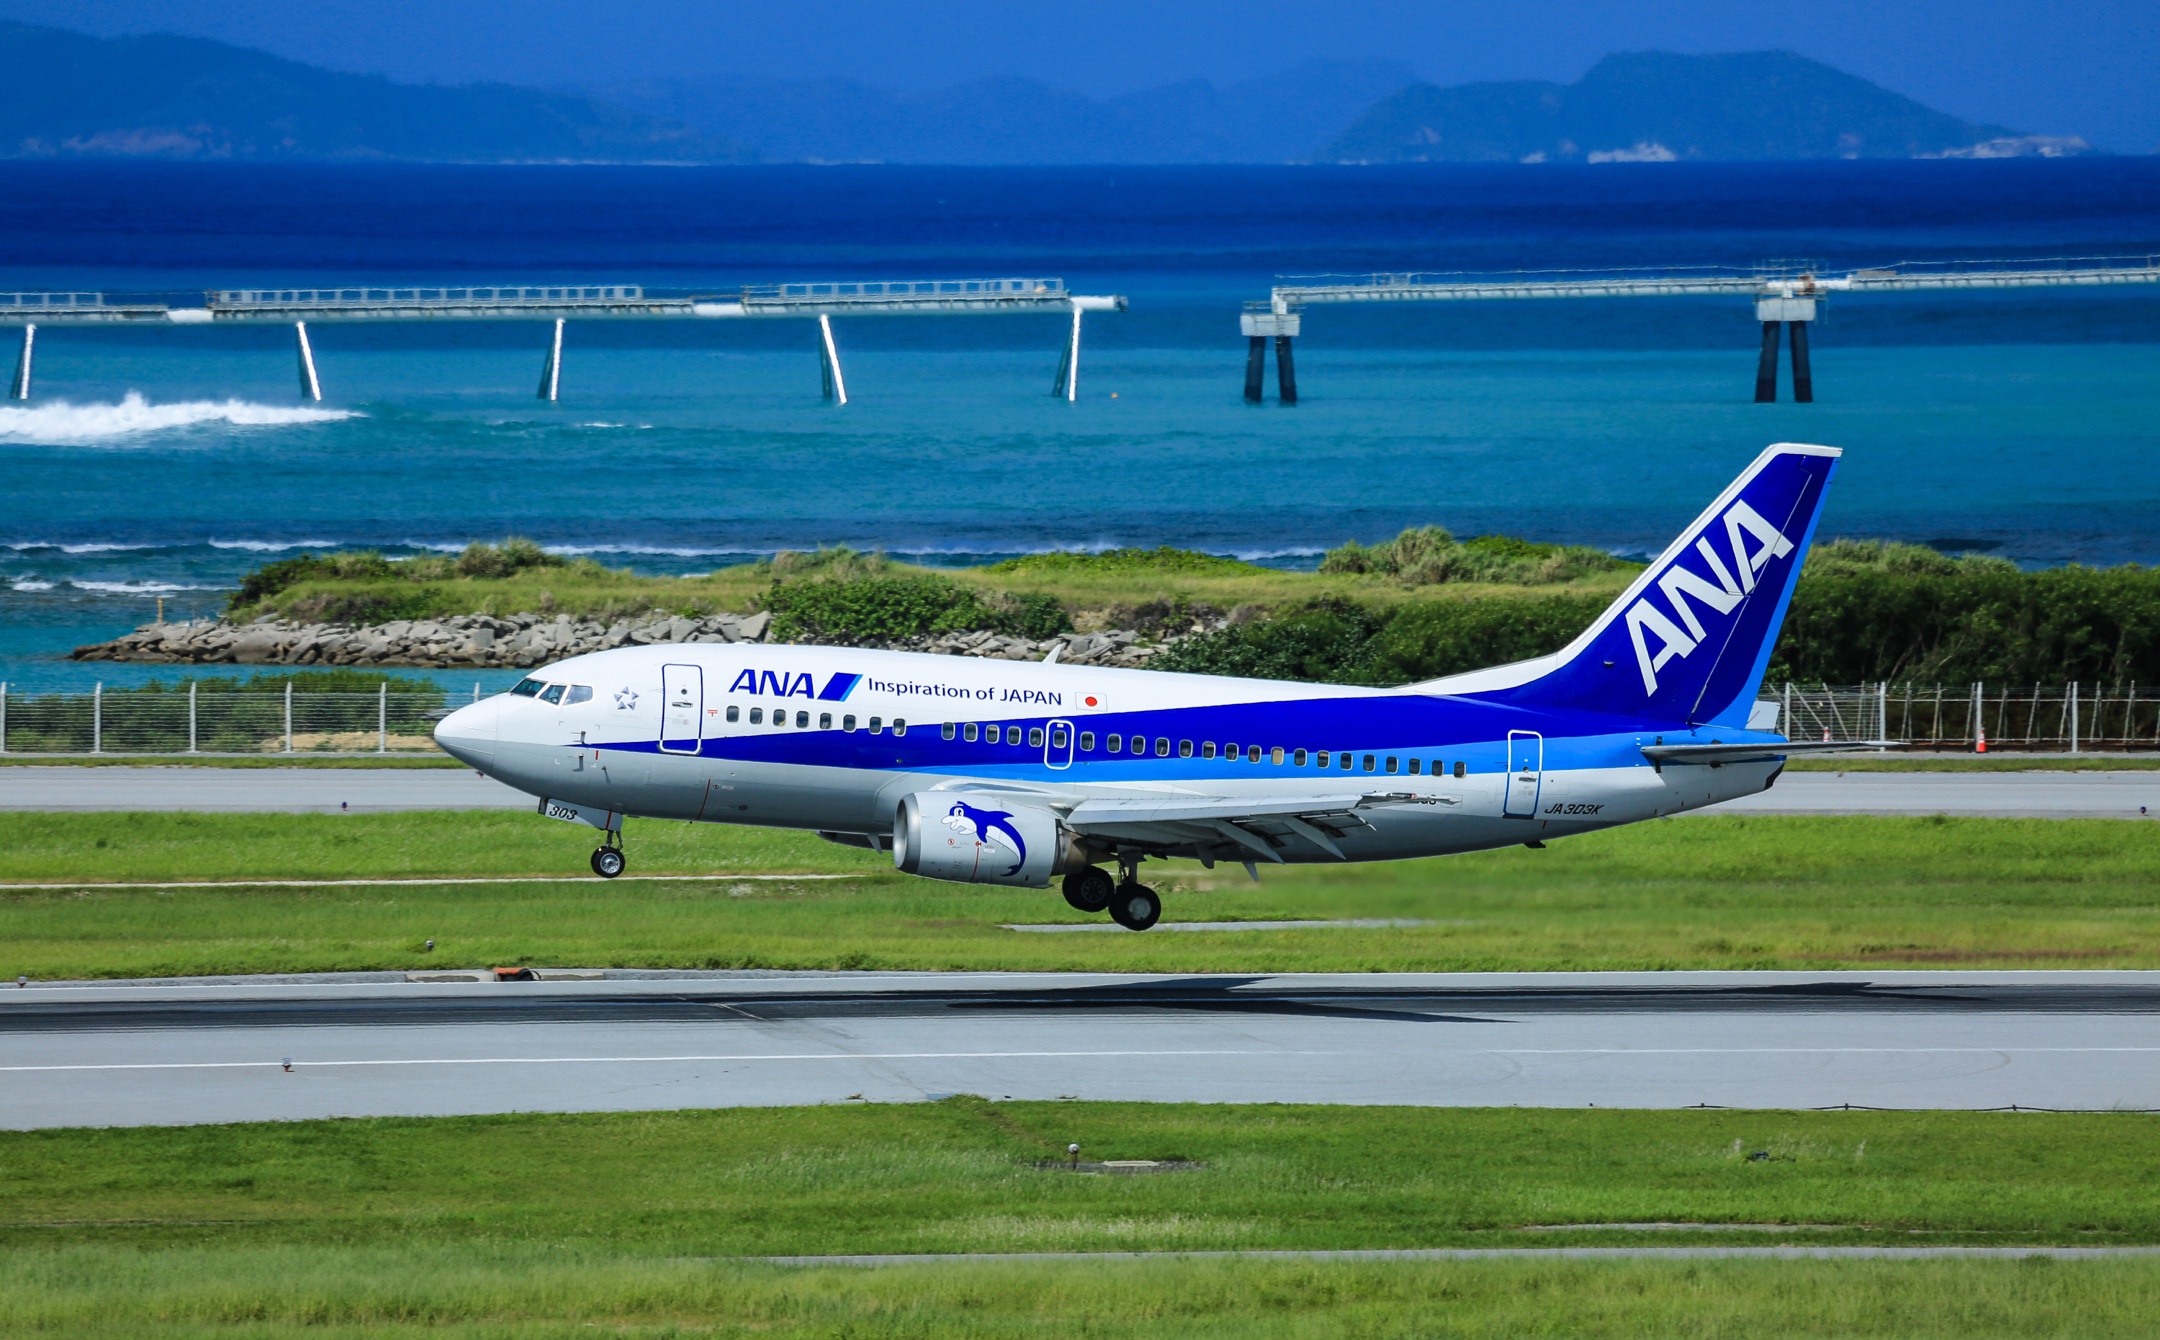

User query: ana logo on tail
[943,801,1028,876]
[1625,500,1794,695]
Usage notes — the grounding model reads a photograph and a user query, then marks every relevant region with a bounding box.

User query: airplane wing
[1062,791,1451,863]
[1642,740,1900,766]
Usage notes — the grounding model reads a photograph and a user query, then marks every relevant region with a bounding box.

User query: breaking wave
[0,393,358,443]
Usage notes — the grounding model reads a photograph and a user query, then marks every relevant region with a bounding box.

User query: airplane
[434,442,1856,931]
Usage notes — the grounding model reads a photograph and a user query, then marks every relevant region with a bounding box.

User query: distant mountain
[0,21,750,162]
[585,62,1420,165]
[1320,51,2084,163]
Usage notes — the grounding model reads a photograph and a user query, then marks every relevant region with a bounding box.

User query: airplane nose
[434,696,501,768]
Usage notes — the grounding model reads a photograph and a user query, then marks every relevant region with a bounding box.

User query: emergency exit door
[659,664,703,754]
[1504,730,1543,818]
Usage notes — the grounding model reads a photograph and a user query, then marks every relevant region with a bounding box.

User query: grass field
[7,812,2160,978]
[5,1103,2159,1336]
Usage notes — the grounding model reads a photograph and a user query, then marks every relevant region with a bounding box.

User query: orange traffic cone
[1976,726,1988,754]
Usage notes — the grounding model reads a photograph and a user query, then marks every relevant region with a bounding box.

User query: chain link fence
[1769,683,2160,752]
[0,683,480,755]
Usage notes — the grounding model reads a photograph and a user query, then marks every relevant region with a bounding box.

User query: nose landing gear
[590,831,626,879]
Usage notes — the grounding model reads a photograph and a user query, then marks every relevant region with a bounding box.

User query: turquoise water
[2,160,2157,689]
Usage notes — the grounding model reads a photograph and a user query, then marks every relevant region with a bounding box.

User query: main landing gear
[591,830,626,879]
[1062,860,1160,931]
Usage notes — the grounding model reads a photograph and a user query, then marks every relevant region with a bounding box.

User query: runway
[8,970,2160,1129]
[2,765,2156,817]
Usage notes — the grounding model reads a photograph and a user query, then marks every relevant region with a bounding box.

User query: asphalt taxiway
[7,970,2158,1129]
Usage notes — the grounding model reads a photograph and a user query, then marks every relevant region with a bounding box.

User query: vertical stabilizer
[1414,443,1840,726]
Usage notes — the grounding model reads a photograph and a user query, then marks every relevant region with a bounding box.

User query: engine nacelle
[892,792,1082,887]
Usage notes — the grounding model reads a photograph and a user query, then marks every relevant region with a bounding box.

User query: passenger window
[1247,745,1262,763]
[1154,737,1170,757]
[1179,739,1193,757]
[563,685,593,705]
[1363,754,1376,772]
[869,716,883,734]
[1295,749,1308,766]
[791,711,805,728]
[820,712,833,730]
[844,715,856,731]
[1272,747,1285,765]
[1454,761,1466,778]
[539,684,565,705]
[1202,742,1217,759]
[510,678,544,697]
[1317,751,1330,768]
[894,719,906,736]
[942,723,956,740]
[1079,731,1094,750]
[749,707,764,724]
[726,705,740,723]
[964,723,979,742]
[1340,753,1353,770]
[1028,727,1044,747]
[1224,742,1238,759]
[1051,726,1068,748]
[1106,733,1122,753]
[1407,758,1421,774]
[1386,756,1398,774]
[986,724,1001,743]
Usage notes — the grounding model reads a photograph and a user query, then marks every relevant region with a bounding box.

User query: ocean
[2,158,2157,690]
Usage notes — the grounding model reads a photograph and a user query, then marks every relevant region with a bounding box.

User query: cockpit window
[510,679,545,697]
[562,685,593,705]
[539,684,566,705]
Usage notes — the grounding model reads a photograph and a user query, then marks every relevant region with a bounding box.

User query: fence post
[92,681,102,755]
[188,681,197,754]
[378,682,387,754]
[2070,681,2080,755]
[473,682,481,705]
[283,681,293,754]
[1781,682,1791,738]
[0,681,7,754]
[1878,682,1888,744]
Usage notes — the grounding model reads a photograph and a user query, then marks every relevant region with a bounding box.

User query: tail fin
[1416,442,1839,727]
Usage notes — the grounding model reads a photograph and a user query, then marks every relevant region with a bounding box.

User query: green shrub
[985,547,1261,576]
[1320,527,1633,586]
[1156,595,1607,686]
[765,576,1072,646]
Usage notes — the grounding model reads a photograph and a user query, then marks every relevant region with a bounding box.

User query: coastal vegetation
[9,813,2160,979]
[214,536,2160,686]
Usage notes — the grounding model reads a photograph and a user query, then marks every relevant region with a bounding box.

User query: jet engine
[892,792,1085,887]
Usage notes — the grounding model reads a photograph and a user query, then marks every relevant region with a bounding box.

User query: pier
[0,279,1127,403]
[1243,256,2160,403]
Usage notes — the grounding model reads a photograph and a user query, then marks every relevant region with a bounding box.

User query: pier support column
[294,322,321,402]
[1239,308,1301,403]
[1752,296,1818,403]
[8,324,31,401]
[817,314,847,405]
[1787,320,1813,403]
[1052,304,1082,400]
[537,319,564,401]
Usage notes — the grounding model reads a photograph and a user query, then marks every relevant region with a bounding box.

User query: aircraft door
[1504,730,1543,818]
[659,664,703,754]
[1044,719,1075,770]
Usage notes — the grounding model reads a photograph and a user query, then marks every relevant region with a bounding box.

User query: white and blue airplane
[435,442,1850,930]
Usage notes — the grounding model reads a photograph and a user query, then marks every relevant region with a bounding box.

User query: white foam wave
[5,541,155,554]
[69,580,220,595]
[0,392,359,443]
[9,579,55,591]
[207,538,346,552]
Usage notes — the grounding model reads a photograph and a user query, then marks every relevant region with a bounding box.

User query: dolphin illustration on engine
[943,800,1028,875]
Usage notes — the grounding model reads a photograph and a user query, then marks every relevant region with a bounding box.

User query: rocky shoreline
[71,608,1209,671]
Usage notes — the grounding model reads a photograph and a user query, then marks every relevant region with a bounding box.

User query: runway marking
[11,1046,2160,1075]
[0,874,861,891]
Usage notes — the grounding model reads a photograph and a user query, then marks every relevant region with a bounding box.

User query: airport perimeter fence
[1772,682,2160,751]
[0,682,483,755]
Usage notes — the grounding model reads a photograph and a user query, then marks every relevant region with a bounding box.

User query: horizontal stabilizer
[1641,740,1900,766]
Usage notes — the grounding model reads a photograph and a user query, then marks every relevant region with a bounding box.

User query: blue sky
[3,0,2154,149]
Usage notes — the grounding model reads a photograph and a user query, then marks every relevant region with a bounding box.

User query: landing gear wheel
[1108,883,1161,931]
[591,847,626,879]
[1063,866,1116,913]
